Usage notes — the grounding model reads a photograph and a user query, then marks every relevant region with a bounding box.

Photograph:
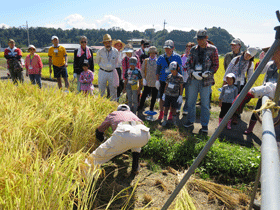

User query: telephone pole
[163,20,167,30]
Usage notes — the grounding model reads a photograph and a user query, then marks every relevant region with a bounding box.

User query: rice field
[0,81,118,209]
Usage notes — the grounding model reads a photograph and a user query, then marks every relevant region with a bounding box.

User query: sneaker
[168,113,173,120]
[176,109,180,113]
[201,126,208,133]
[183,121,193,128]
[162,120,168,127]
[182,110,188,115]
[158,111,164,120]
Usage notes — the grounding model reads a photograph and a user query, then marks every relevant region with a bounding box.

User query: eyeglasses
[81,41,87,43]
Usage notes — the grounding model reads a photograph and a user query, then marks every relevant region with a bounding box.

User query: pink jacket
[25,54,43,74]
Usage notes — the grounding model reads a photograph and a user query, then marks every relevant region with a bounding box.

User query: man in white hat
[224,38,242,71]
[96,34,120,101]
[85,104,150,174]
[48,36,69,90]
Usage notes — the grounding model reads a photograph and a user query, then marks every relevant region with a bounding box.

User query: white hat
[28,45,36,51]
[51,35,59,40]
[230,38,241,45]
[225,73,236,79]
[168,61,178,71]
[117,104,130,111]
[246,47,258,57]
[163,40,174,49]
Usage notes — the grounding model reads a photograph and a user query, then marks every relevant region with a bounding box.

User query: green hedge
[142,134,260,184]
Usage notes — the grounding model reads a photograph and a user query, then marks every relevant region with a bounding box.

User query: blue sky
[1,0,279,48]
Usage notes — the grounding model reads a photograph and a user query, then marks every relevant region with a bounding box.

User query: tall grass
[0,81,117,209]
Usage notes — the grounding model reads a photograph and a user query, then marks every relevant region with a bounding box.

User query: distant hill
[0,26,246,54]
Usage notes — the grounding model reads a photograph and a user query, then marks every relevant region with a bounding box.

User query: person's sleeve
[223,58,235,81]
[96,50,101,65]
[25,56,28,69]
[219,87,225,100]
[138,70,142,79]
[38,55,43,69]
[63,47,67,56]
[247,62,254,81]
[79,73,84,83]
[98,115,111,132]
[211,48,219,73]
[73,49,78,73]
[90,49,94,72]
[186,51,194,76]
[122,58,127,79]
[90,71,94,82]
[16,49,22,60]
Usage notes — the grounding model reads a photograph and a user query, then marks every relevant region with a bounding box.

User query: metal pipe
[161,39,280,210]
[261,96,280,210]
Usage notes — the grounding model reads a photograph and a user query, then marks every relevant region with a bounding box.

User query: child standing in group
[162,61,184,126]
[138,46,158,114]
[25,45,43,88]
[79,63,94,96]
[123,57,143,113]
[218,73,238,129]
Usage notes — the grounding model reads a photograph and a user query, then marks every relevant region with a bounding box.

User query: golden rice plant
[0,81,117,209]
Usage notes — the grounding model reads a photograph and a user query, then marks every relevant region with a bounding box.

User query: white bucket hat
[117,104,130,111]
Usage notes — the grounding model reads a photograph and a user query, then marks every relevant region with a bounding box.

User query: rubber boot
[219,118,223,125]
[227,119,232,130]
[173,116,178,126]
[158,111,164,120]
[168,112,173,120]
[132,152,140,174]
[244,120,257,134]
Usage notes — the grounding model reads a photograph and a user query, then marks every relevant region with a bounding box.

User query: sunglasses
[81,41,87,43]
[29,49,35,51]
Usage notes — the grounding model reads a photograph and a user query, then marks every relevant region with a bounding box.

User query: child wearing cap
[25,45,43,88]
[79,63,94,96]
[123,57,143,113]
[162,61,184,126]
[218,73,238,129]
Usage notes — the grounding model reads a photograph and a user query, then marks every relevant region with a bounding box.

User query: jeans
[187,79,211,127]
[29,74,42,88]
[126,85,138,113]
[76,74,81,92]
[177,82,189,111]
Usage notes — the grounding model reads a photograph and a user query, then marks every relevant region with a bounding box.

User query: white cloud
[0,23,11,29]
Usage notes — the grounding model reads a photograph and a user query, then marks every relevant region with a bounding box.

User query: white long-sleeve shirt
[96,47,119,71]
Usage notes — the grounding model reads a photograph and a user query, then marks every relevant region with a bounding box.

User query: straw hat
[101,34,112,43]
[112,39,125,51]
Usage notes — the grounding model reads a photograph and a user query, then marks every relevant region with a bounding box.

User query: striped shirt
[98,110,143,132]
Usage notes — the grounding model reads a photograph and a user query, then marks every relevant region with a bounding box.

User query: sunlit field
[0,81,118,209]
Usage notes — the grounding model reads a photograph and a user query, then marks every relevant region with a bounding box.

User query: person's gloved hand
[162,93,166,101]
[177,95,183,104]
[143,78,147,86]
[73,73,77,79]
[192,71,202,80]
[202,71,211,78]
[95,128,104,142]
[155,80,160,90]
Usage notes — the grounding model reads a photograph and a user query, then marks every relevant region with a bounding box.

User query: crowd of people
[4,29,280,173]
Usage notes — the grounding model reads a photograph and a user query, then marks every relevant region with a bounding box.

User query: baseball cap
[169,61,178,71]
[117,104,130,111]
[163,40,174,49]
[230,38,241,45]
[194,29,207,39]
[246,47,258,57]
[129,57,138,66]
[225,73,236,79]
[51,36,59,40]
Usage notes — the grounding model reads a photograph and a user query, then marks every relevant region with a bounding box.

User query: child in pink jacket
[79,63,94,96]
[25,45,43,88]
